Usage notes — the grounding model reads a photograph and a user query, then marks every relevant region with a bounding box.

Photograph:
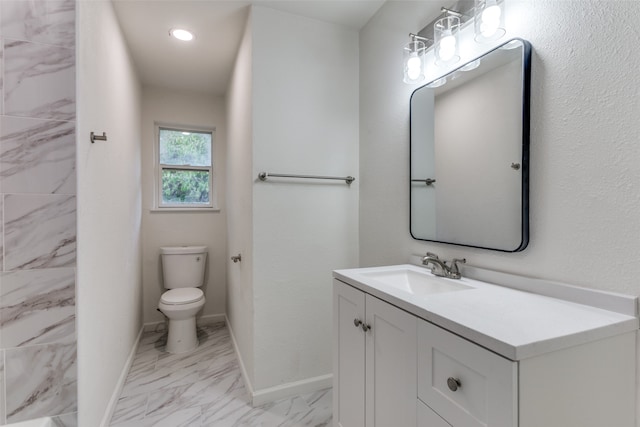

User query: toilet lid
[161,288,204,305]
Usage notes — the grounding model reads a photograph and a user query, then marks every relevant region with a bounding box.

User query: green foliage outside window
[159,129,212,205]
[162,170,210,204]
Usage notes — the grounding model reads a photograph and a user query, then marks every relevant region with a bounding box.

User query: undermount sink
[360,267,474,297]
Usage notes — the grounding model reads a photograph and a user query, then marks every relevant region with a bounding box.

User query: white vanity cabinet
[333,269,638,427]
[333,280,417,427]
[416,319,636,427]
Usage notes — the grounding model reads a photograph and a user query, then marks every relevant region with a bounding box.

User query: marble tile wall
[0,0,77,425]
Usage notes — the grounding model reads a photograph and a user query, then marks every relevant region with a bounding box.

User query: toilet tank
[160,246,208,289]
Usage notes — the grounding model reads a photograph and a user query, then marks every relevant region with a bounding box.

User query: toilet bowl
[157,246,207,354]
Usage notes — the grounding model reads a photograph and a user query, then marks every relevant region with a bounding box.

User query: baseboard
[197,313,226,326]
[225,315,332,407]
[143,320,167,333]
[251,373,333,407]
[143,312,226,332]
[99,325,144,427]
[225,314,255,400]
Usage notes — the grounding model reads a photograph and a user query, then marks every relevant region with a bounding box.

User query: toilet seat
[160,288,204,305]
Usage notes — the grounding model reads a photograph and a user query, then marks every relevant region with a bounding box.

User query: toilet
[158,245,207,354]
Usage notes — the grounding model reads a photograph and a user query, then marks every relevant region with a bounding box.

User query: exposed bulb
[480,3,501,37]
[438,35,456,62]
[406,53,422,80]
[403,39,426,84]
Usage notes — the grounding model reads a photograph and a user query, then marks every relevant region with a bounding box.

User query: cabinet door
[365,294,417,427]
[418,400,452,427]
[333,280,366,427]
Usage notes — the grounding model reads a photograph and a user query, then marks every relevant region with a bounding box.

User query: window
[156,126,215,209]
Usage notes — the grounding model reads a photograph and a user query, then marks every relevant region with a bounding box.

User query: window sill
[150,207,221,213]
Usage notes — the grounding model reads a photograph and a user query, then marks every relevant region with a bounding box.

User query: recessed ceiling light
[170,28,194,42]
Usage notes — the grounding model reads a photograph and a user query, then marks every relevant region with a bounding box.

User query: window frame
[154,123,217,210]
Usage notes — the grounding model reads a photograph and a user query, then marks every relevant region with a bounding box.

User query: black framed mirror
[410,38,531,252]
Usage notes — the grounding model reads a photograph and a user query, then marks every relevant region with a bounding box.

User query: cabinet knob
[361,323,371,332]
[354,318,363,328]
[447,377,461,392]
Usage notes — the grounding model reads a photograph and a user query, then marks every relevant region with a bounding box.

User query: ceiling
[112,0,386,96]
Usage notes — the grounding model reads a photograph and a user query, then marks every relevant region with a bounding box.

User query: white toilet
[158,245,207,354]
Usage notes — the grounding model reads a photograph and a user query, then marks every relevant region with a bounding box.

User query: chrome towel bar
[412,178,436,185]
[258,172,355,185]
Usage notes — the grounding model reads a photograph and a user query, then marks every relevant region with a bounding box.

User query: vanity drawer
[417,399,451,427]
[418,320,518,427]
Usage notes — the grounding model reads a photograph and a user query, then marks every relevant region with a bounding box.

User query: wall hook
[90,132,107,143]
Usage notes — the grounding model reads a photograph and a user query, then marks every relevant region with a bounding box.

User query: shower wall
[0,0,77,425]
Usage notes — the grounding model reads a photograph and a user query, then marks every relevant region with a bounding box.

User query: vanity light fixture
[169,28,194,42]
[402,0,506,84]
[403,36,427,84]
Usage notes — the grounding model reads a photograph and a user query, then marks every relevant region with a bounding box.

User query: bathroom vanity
[332,264,638,427]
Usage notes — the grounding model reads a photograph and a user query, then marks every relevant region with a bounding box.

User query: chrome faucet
[422,252,448,277]
[421,252,467,279]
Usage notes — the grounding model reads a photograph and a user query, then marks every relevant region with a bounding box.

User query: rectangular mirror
[410,38,531,252]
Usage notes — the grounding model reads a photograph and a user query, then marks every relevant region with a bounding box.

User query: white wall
[76,1,142,425]
[225,6,359,398]
[140,86,227,325]
[225,8,255,386]
[251,6,359,392]
[360,0,640,421]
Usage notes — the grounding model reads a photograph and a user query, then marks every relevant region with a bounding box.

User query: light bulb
[438,35,456,62]
[406,53,422,81]
[482,3,501,21]
[403,39,425,84]
[480,4,501,37]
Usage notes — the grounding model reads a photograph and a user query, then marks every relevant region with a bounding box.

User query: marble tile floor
[109,322,333,427]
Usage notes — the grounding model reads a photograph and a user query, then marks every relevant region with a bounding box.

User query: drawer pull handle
[447,377,461,392]
[354,318,363,328]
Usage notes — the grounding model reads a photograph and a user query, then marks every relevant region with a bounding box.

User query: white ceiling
[112,0,385,96]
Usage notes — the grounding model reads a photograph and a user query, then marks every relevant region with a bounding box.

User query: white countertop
[333,264,639,361]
